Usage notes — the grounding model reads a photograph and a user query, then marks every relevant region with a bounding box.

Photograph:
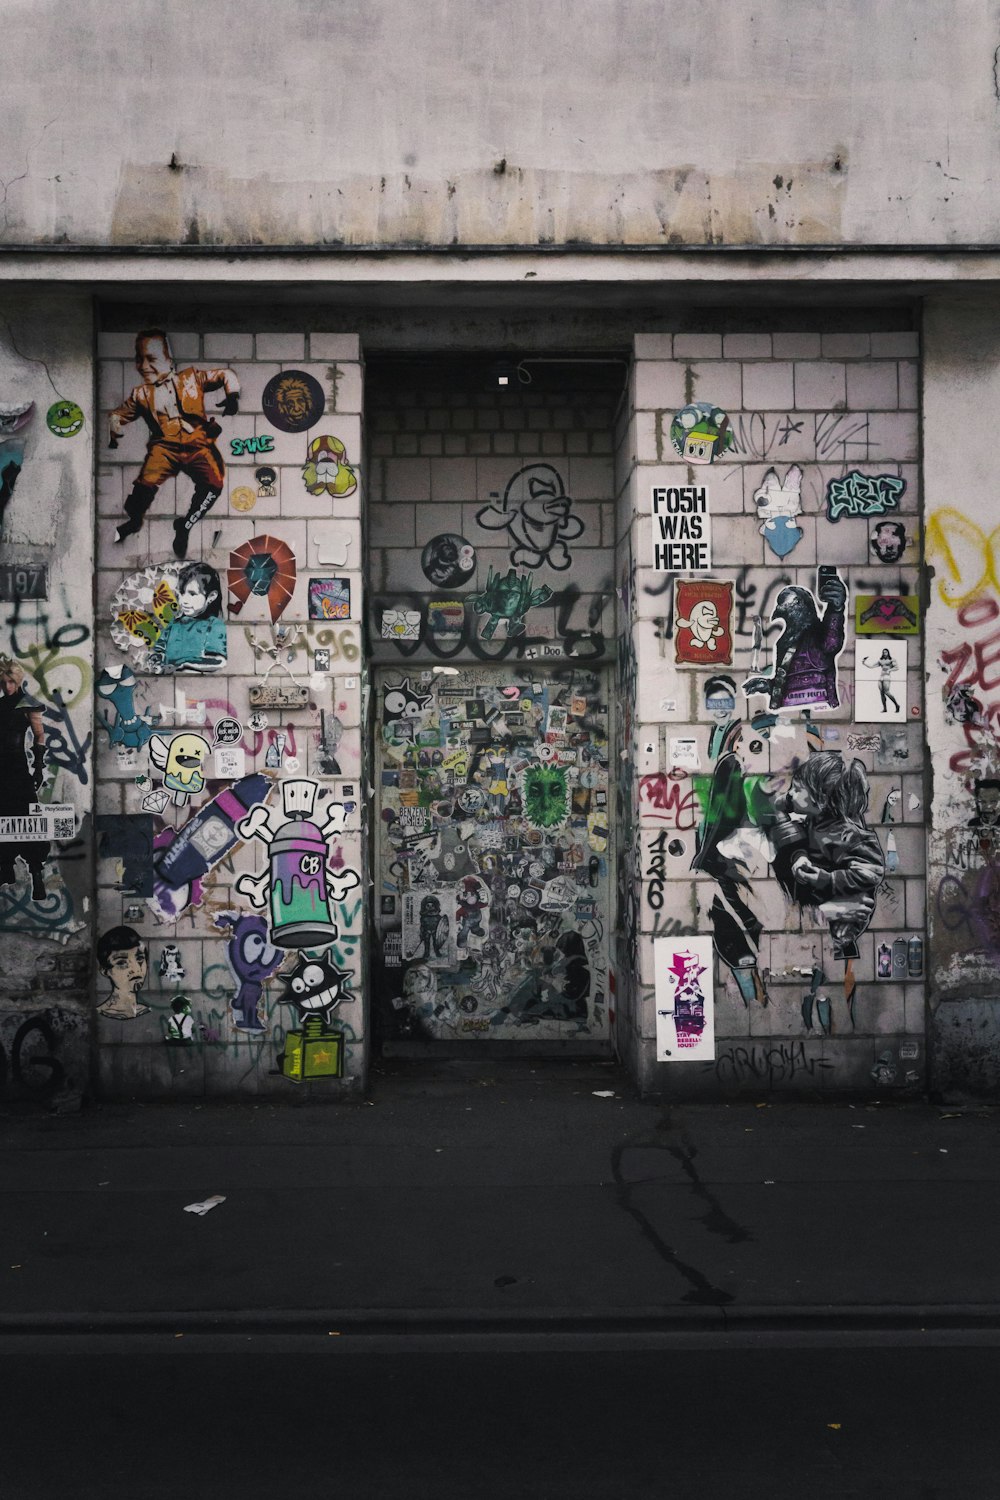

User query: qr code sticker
[53,816,75,840]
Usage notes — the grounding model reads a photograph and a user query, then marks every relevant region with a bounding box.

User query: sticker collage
[647,399,923,1073]
[96,331,364,1084]
[375,666,610,1041]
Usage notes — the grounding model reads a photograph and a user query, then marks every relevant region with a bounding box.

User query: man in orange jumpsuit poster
[109,329,240,559]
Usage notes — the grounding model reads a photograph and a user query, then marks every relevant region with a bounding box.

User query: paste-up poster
[854,639,906,723]
[402,887,454,967]
[674,579,733,665]
[654,936,715,1061]
[651,486,711,572]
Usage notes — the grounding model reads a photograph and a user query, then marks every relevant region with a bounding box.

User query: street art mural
[228,535,297,623]
[0,399,32,524]
[655,935,715,1060]
[262,371,325,434]
[0,657,54,904]
[375,666,610,1042]
[109,330,240,558]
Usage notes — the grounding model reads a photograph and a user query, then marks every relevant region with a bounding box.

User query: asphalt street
[2,1337,997,1499]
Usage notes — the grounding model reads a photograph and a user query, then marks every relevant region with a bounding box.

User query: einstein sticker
[262,370,325,434]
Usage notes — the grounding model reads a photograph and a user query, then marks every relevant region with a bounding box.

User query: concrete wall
[924,294,1000,1095]
[0,290,95,1106]
[2,3,999,249]
[620,329,927,1095]
[95,327,367,1095]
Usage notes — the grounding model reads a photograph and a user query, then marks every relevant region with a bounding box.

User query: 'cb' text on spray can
[269,780,338,948]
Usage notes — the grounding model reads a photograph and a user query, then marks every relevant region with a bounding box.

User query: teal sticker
[46,400,84,437]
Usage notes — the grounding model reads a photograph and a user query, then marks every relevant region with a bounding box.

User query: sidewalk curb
[3,1303,1000,1337]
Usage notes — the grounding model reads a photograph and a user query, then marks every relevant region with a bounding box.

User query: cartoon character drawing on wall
[880,787,902,824]
[691,716,777,1008]
[861,647,901,715]
[96,664,161,750]
[0,400,33,525]
[96,925,149,1020]
[475,464,583,570]
[215,912,284,1033]
[743,569,847,711]
[473,566,553,640]
[669,402,734,465]
[148,732,212,807]
[151,563,227,673]
[109,330,240,559]
[455,876,489,949]
[753,465,803,559]
[0,658,49,903]
[421,533,477,588]
[771,753,884,1028]
[870,519,907,564]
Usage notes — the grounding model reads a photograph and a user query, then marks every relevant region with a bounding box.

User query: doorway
[373,664,612,1046]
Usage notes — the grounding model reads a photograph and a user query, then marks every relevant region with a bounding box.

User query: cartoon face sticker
[302,434,358,498]
[383,678,432,726]
[669,403,734,465]
[149,732,212,805]
[46,400,85,437]
[280,951,349,1024]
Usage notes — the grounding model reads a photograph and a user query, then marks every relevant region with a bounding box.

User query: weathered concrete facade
[1,2,1000,1099]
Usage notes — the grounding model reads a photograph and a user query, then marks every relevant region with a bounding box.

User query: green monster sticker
[522,764,570,830]
[473,566,552,641]
[46,400,85,437]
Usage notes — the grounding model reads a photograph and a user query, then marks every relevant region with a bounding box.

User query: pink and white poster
[654,936,716,1061]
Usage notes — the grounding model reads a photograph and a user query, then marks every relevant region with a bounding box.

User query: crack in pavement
[610,1134,736,1307]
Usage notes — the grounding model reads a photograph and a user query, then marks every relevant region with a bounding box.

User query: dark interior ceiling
[87,277,922,352]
